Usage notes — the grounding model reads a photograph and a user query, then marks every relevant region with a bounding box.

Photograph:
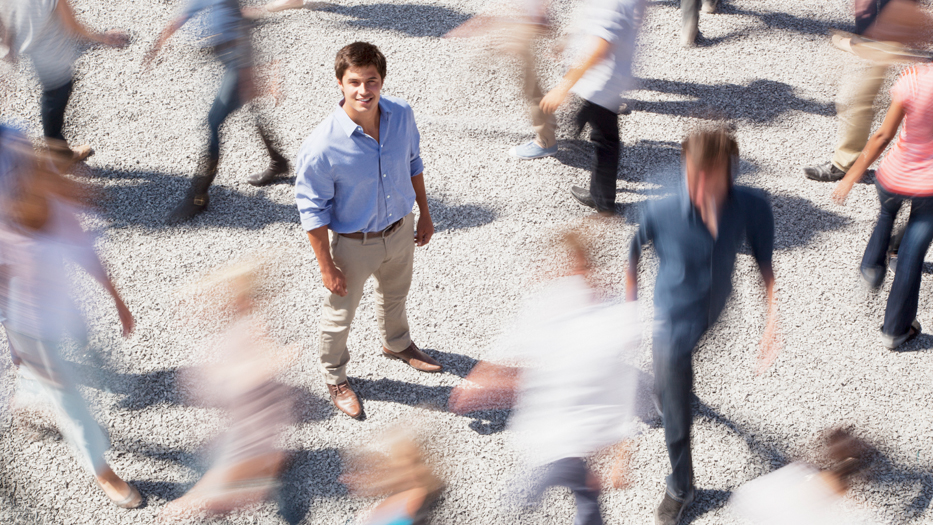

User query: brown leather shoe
[382,343,442,372]
[327,381,362,418]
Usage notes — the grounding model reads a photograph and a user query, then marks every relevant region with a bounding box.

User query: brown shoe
[327,381,362,418]
[382,343,442,372]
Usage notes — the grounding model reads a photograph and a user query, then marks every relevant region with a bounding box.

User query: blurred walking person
[0,0,128,167]
[539,0,644,214]
[627,124,779,525]
[445,0,558,159]
[161,259,295,520]
[450,230,639,525]
[146,0,290,224]
[341,426,444,525]
[730,428,879,524]
[833,62,933,350]
[804,0,930,182]
[0,124,140,509]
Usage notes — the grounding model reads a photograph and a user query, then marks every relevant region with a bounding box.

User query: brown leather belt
[339,218,404,240]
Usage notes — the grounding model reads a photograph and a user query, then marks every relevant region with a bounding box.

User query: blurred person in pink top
[0,124,140,509]
[834,63,933,350]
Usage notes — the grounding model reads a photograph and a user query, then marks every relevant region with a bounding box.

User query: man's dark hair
[335,42,387,81]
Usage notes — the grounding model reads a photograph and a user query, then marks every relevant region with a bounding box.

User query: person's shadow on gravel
[352,375,510,434]
[73,364,331,423]
[428,197,497,232]
[277,447,346,525]
[86,167,300,230]
[683,488,733,523]
[770,194,851,252]
[630,78,834,125]
[864,449,933,518]
[317,3,471,38]
[647,1,843,38]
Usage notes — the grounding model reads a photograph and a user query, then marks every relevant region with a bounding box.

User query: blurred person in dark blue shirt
[627,123,779,525]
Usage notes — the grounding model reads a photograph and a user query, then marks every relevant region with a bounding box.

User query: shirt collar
[333,97,393,138]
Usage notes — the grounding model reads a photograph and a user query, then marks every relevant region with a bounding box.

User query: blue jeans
[207,66,245,162]
[526,457,603,525]
[862,183,933,337]
[652,317,708,501]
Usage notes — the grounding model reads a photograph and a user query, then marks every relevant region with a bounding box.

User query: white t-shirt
[730,463,879,525]
[569,0,643,113]
[493,275,641,466]
[0,0,77,88]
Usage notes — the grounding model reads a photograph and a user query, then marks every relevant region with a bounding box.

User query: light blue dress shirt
[295,95,424,233]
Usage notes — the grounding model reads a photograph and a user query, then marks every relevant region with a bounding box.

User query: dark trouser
[575,100,620,213]
[862,181,933,337]
[653,318,708,501]
[207,66,245,163]
[40,79,75,143]
[527,457,603,525]
[193,65,284,196]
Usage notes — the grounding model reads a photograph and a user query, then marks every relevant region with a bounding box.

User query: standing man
[627,125,779,525]
[0,0,128,166]
[295,42,439,419]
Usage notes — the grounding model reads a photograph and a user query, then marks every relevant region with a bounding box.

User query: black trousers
[40,79,74,143]
[575,100,620,213]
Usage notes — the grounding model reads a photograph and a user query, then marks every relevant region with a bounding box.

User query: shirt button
[387,195,391,199]
[383,174,387,177]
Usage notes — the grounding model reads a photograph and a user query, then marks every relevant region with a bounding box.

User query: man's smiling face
[339,65,383,118]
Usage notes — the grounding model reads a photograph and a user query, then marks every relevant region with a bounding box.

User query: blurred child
[730,428,879,524]
[342,426,444,525]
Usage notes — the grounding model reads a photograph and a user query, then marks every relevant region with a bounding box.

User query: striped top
[877,64,933,197]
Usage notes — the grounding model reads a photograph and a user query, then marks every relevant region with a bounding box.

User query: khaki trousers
[319,213,415,385]
[832,63,889,172]
[516,24,557,149]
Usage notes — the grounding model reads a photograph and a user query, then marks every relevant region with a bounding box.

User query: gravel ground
[2,0,933,523]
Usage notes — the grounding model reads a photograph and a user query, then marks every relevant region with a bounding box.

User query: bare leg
[97,466,142,508]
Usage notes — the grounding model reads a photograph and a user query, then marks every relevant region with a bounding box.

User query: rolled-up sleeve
[586,0,634,43]
[295,147,334,232]
[408,108,424,177]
